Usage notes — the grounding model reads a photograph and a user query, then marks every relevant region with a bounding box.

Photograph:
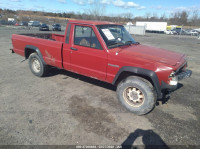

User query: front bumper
[161,69,192,91]
[176,69,192,81]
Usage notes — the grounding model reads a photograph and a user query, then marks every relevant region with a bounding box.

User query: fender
[112,66,162,99]
[24,45,46,65]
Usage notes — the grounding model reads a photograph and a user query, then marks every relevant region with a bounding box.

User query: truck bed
[20,33,65,42]
[12,33,64,68]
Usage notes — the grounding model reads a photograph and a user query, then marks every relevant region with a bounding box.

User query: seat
[80,38,90,47]
[91,43,96,48]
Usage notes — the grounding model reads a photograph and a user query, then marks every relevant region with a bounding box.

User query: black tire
[28,53,48,77]
[117,76,156,115]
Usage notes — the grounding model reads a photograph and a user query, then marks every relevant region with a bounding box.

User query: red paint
[12,20,187,85]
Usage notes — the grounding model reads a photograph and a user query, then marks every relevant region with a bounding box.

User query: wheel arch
[24,45,46,65]
[112,66,162,99]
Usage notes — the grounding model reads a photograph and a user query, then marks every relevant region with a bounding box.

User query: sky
[0,0,200,17]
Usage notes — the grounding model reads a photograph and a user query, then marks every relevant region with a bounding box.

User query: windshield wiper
[125,41,133,45]
[133,42,140,45]
[108,42,124,48]
[125,41,140,45]
[116,41,134,48]
[108,41,139,49]
[109,41,133,48]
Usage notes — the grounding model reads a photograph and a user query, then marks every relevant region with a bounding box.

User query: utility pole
[179,24,183,39]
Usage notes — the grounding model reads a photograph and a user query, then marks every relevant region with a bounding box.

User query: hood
[116,44,184,66]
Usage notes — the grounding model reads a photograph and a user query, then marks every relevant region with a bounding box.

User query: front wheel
[117,76,156,115]
[28,53,48,77]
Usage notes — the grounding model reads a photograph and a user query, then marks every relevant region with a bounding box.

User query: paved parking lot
[0,26,200,146]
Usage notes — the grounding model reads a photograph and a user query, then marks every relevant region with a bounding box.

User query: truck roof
[68,20,120,26]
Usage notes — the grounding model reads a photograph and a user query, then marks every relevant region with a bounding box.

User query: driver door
[70,24,108,81]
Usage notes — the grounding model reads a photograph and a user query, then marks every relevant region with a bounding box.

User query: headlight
[169,77,178,85]
[169,71,178,85]
[169,71,175,77]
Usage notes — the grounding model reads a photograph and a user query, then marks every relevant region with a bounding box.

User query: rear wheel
[117,76,156,115]
[28,53,48,77]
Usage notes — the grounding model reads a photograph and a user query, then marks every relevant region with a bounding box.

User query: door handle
[71,47,78,51]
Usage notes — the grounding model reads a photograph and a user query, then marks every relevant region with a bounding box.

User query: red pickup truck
[11,20,192,115]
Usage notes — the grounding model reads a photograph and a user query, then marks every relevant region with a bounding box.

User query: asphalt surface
[0,26,200,147]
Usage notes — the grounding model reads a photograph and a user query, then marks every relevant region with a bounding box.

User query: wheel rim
[123,86,145,107]
[32,58,41,73]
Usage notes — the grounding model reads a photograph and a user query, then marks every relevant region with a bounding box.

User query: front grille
[175,62,187,75]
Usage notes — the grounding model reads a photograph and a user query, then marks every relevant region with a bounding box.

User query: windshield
[97,25,136,49]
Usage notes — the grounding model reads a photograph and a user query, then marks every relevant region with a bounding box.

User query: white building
[8,18,15,22]
[136,22,167,32]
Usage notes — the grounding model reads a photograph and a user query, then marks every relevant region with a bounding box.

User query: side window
[74,25,102,50]
[74,26,91,47]
[65,24,71,44]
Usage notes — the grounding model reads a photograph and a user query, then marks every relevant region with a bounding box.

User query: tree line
[0,8,200,27]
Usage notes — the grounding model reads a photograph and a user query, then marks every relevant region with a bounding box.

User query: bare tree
[160,13,167,21]
[169,11,189,25]
[123,12,133,22]
[180,11,189,25]
[85,0,106,20]
[191,9,200,26]
[147,12,159,21]
[145,12,151,20]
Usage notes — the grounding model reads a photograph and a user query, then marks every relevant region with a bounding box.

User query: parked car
[194,28,200,33]
[32,21,41,27]
[180,29,190,35]
[52,24,61,31]
[39,24,49,31]
[164,30,173,35]
[11,20,192,115]
[28,21,40,27]
[28,21,33,26]
[171,28,182,35]
[8,21,15,25]
[189,30,198,36]
[0,20,8,25]
[19,21,28,26]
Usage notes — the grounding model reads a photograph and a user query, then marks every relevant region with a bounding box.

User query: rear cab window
[65,24,71,44]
